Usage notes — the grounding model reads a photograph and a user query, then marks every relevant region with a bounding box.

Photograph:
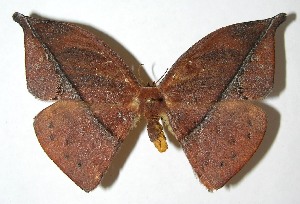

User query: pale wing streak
[181,16,277,145]
[23,14,81,100]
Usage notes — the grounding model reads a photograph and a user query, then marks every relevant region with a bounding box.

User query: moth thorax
[138,87,166,118]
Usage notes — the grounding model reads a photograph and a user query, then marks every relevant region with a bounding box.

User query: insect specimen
[13,12,286,192]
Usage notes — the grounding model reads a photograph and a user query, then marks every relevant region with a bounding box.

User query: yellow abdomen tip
[153,135,168,152]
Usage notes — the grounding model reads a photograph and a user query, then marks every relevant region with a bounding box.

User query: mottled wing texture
[183,101,267,190]
[13,13,141,191]
[159,14,285,190]
[34,101,119,192]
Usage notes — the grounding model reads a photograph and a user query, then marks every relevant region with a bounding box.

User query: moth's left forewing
[14,13,142,191]
[159,14,286,190]
[14,12,142,142]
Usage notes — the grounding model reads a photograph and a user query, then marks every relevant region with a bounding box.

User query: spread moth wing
[183,101,267,190]
[13,13,141,191]
[34,100,119,192]
[13,13,140,102]
[159,14,285,190]
[159,14,285,141]
[13,12,141,141]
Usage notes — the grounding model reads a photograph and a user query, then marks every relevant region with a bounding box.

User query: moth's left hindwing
[13,12,141,192]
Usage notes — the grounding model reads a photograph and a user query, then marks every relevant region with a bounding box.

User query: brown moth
[13,12,286,192]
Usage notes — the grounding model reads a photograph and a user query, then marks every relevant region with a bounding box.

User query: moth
[13,12,286,192]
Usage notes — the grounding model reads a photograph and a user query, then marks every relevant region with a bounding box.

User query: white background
[1,0,299,203]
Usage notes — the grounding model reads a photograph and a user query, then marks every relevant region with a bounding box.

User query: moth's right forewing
[159,14,286,142]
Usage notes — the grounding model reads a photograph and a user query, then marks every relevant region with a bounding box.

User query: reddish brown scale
[34,100,119,192]
[139,87,166,118]
[13,12,286,192]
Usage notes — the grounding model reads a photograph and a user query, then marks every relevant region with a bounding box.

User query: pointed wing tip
[13,12,29,29]
[273,13,287,25]
[275,13,287,19]
[13,12,25,23]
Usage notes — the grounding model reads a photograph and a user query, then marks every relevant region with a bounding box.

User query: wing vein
[220,17,276,100]
[26,17,81,100]
[25,16,121,143]
[181,16,276,144]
